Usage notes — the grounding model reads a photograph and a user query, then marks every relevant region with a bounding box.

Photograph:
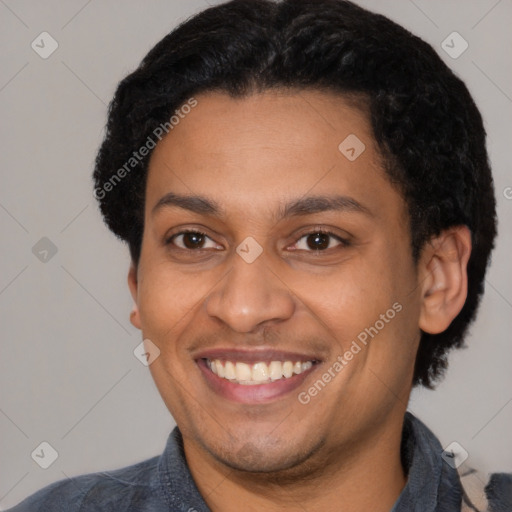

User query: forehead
[145,89,402,220]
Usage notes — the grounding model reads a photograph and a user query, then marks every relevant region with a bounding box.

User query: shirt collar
[391,412,463,512]
[158,428,211,512]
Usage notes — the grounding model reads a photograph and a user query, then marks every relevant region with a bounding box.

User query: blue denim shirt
[7,413,511,511]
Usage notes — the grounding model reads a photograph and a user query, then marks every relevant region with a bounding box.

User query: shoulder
[5,455,163,512]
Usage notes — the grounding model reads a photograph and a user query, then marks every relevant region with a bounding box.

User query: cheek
[137,265,211,339]
[309,245,418,357]
[312,266,395,332]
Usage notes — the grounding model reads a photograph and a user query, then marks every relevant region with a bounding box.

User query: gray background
[1,0,511,508]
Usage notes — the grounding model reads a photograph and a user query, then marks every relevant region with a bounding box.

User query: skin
[128,89,471,512]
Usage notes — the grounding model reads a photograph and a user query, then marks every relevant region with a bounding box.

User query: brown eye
[182,232,205,249]
[169,231,221,250]
[292,231,346,251]
[306,232,330,250]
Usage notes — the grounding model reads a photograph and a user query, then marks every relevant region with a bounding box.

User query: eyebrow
[152,192,372,219]
[281,195,373,218]
[152,192,221,216]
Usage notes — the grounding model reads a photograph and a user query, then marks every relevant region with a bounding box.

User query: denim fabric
[391,413,463,512]
[485,473,512,511]
[6,413,510,511]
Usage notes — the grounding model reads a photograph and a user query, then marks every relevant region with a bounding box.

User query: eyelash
[166,228,350,252]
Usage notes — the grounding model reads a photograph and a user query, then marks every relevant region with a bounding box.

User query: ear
[128,262,142,330]
[418,226,472,334]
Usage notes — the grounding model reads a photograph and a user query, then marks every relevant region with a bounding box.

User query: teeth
[215,360,225,378]
[206,359,315,385]
[235,362,252,381]
[224,361,236,380]
[283,361,293,378]
[269,361,282,381]
[302,361,313,372]
[252,362,269,382]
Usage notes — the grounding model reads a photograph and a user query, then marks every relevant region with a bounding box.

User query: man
[8,0,510,510]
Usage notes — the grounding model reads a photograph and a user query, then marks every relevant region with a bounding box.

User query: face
[129,89,424,475]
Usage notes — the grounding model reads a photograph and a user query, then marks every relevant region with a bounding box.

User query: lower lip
[197,359,318,404]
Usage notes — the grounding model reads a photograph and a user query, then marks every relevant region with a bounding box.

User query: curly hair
[93,0,497,388]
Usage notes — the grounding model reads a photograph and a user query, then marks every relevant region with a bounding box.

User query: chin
[204,434,325,476]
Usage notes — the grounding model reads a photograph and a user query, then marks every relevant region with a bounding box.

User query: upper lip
[194,348,322,364]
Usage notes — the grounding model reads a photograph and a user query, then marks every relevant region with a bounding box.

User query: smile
[195,351,321,403]
[205,359,315,385]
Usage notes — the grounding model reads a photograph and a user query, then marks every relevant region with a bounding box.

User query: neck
[184,411,407,512]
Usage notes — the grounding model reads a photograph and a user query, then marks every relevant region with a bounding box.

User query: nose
[205,255,295,333]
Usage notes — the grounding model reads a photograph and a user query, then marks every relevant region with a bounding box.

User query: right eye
[167,231,222,251]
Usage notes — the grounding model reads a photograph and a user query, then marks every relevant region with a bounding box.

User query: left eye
[292,232,345,251]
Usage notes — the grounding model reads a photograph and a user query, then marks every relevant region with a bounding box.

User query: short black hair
[93,0,497,388]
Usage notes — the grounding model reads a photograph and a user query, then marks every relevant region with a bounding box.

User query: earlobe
[418,226,472,334]
[130,306,141,329]
[128,263,142,330]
